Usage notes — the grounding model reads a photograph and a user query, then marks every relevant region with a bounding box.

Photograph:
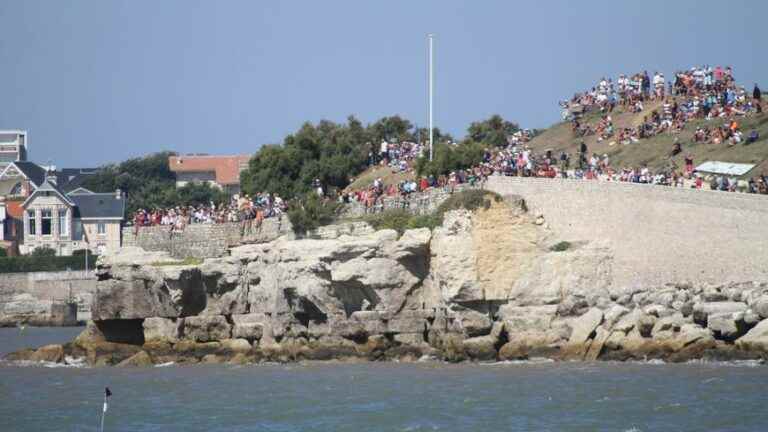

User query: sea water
[1,327,767,432]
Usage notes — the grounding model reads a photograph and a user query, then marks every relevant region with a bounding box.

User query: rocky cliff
[7,195,768,366]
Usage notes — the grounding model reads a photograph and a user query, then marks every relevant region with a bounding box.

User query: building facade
[168,154,251,195]
[0,130,28,172]
[20,174,125,256]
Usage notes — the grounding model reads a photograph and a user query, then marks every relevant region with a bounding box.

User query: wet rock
[450,307,493,337]
[73,321,107,349]
[736,319,768,351]
[584,327,612,361]
[692,302,747,325]
[708,312,750,341]
[603,305,630,329]
[30,344,64,363]
[174,341,222,360]
[568,308,603,344]
[393,333,426,346]
[142,340,175,363]
[116,351,153,367]
[751,296,768,319]
[231,314,266,342]
[3,348,36,362]
[85,342,142,366]
[183,316,231,342]
[143,317,182,343]
[201,354,226,364]
[220,338,252,353]
[652,313,685,337]
[462,335,498,361]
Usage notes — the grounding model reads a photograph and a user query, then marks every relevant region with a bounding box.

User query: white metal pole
[428,33,434,162]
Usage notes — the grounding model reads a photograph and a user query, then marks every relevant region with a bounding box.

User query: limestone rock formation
[7,195,768,366]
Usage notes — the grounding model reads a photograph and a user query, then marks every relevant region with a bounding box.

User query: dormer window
[10,182,22,196]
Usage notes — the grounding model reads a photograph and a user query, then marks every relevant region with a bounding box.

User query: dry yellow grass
[345,165,415,191]
[527,103,768,178]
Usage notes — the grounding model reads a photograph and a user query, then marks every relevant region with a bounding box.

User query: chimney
[115,188,122,199]
[45,167,58,185]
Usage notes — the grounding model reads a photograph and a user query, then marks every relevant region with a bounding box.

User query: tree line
[80,114,525,220]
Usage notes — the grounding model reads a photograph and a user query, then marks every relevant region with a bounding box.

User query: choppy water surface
[1,328,767,432]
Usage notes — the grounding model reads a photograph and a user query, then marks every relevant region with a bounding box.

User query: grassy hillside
[346,165,415,191]
[344,102,768,191]
[527,104,768,178]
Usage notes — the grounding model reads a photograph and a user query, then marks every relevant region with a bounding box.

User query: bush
[0,254,99,273]
[287,193,342,236]
[364,210,442,235]
[0,248,7,258]
[550,241,572,252]
[30,246,57,257]
[364,190,503,235]
[436,189,502,216]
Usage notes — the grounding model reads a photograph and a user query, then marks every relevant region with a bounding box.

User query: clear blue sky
[0,0,764,167]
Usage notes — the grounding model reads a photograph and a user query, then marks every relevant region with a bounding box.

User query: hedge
[0,254,99,273]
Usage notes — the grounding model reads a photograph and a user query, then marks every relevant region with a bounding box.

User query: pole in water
[100,387,112,432]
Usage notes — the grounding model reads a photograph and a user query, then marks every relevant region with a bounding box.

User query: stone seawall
[122,217,293,259]
[341,184,476,218]
[484,176,768,288]
[0,270,96,326]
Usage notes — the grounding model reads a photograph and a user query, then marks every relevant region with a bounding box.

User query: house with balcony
[19,172,125,256]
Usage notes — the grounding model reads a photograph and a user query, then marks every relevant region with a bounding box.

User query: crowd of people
[131,192,287,236]
[564,66,762,147]
[369,140,425,173]
[345,66,765,211]
[130,65,765,222]
[346,139,768,214]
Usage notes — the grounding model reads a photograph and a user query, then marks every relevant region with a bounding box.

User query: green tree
[369,116,415,143]
[286,193,341,236]
[241,116,372,198]
[415,140,485,178]
[467,115,520,147]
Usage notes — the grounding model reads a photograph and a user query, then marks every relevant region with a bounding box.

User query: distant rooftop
[168,154,251,185]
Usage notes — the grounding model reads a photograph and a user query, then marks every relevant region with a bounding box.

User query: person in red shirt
[419,177,429,192]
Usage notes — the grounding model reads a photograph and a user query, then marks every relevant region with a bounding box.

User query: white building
[0,130,28,172]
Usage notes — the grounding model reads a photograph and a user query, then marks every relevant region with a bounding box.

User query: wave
[482,358,555,366]
[154,361,176,368]
[625,358,666,365]
[685,358,765,367]
[4,358,88,368]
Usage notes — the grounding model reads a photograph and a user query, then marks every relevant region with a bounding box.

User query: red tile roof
[168,155,251,185]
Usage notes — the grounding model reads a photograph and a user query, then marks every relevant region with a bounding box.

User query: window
[41,210,52,235]
[72,220,83,241]
[97,222,106,235]
[59,211,68,236]
[27,210,36,235]
[9,182,22,196]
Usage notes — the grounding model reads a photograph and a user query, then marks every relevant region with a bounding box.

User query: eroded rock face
[10,197,768,366]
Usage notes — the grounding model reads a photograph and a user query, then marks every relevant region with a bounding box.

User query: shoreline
[4,325,767,368]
